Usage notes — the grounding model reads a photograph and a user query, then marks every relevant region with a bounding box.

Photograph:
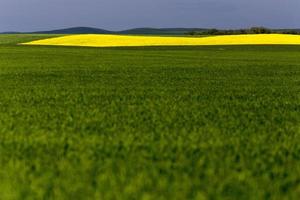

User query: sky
[0,0,300,32]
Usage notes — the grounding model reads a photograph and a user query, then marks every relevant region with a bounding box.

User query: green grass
[1,35,300,199]
[0,34,63,45]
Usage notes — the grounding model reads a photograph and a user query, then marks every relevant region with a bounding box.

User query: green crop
[1,35,300,199]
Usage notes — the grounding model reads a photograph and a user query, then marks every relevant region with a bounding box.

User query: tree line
[186,27,300,36]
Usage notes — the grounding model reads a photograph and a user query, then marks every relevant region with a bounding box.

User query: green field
[1,35,300,199]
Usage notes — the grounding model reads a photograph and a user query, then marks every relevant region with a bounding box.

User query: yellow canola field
[23,34,300,47]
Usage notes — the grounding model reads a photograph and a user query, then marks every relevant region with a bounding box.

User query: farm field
[1,35,300,199]
[23,34,300,47]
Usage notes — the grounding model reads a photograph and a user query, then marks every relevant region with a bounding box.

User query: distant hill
[118,28,208,35]
[0,27,209,35]
[32,27,113,34]
[1,32,21,34]
[1,27,300,35]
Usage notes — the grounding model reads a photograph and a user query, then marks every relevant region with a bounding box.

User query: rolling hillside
[1,27,208,35]
[33,27,113,34]
[118,28,208,35]
[1,27,300,35]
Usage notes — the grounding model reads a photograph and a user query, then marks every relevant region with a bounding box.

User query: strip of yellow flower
[23,34,300,47]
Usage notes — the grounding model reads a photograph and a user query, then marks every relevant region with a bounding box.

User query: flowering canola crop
[23,34,300,47]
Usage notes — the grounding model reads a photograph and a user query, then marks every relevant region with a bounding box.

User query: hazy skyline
[1,0,300,32]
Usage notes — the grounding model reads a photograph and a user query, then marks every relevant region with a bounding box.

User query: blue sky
[0,0,299,32]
